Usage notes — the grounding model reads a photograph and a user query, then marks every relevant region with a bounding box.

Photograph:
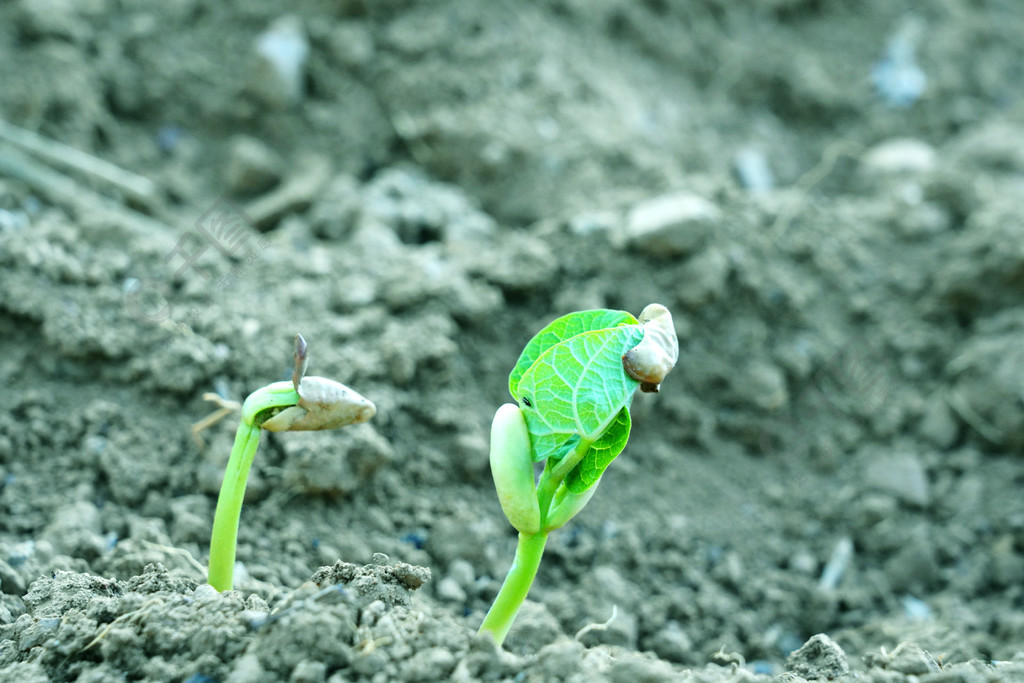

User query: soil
[1,1,1024,681]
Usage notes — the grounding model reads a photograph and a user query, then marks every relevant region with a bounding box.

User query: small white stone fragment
[862,138,936,175]
[251,16,310,107]
[733,147,774,193]
[818,536,854,591]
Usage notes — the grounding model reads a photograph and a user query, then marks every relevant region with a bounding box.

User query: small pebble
[731,360,788,411]
[863,452,930,506]
[733,147,774,193]
[250,15,309,107]
[819,537,854,591]
[0,559,26,596]
[435,576,466,603]
[647,620,693,663]
[7,541,35,567]
[872,17,926,108]
[622,192,719,257]
[918,396,958,448]
[786,633,850,679]
[862,138,936,176]
[568,211,617,236]
[224,135,284,195]
[446,559,476,592]
[886,642,941,675]
[789,551,818,576]
[901,595,932,621]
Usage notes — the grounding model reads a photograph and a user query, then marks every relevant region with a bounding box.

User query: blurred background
[1,1,1023,680]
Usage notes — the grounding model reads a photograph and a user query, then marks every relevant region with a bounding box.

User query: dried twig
[0,140,176,251]
[0,118,158,208]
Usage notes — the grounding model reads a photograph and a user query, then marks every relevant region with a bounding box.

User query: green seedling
[479,304,679,645]
[207,334,375,592]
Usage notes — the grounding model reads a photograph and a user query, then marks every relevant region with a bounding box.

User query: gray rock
[884,528,940,593]
[786,633,849,679]
[918,394,958,448]
[732,360,788,411]
[309,174,361,241]
[446,559,476,593]
[41,501,105,560]
[0,559,27,596]
[224,136,284,195]
[435,576,466,603]
[863,451,930,506]
[646,620,693,663]
[465,231,557,291]
[873,642,941,675]
[623,192,719,257]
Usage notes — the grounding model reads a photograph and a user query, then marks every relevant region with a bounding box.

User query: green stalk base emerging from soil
[478,531,549,646]
[207,421,262,592]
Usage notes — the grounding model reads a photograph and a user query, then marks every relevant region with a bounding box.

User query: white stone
[624,192,719,257]
[251,16,310,108]
[862,138,936,175]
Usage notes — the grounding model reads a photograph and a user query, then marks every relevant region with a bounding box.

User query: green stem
[478,531,549,646]
[207,420,262,592]
[207,382,300,592]
[535,437,592,522]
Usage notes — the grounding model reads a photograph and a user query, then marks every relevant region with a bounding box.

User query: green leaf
[512,311,643,463]
[509,309,638,397]
[565,406,631,493]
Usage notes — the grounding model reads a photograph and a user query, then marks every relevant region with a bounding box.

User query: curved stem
[207,421,262,592]
[535,437,592,524]
[478,531,549,646]
[241,381,299,425]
